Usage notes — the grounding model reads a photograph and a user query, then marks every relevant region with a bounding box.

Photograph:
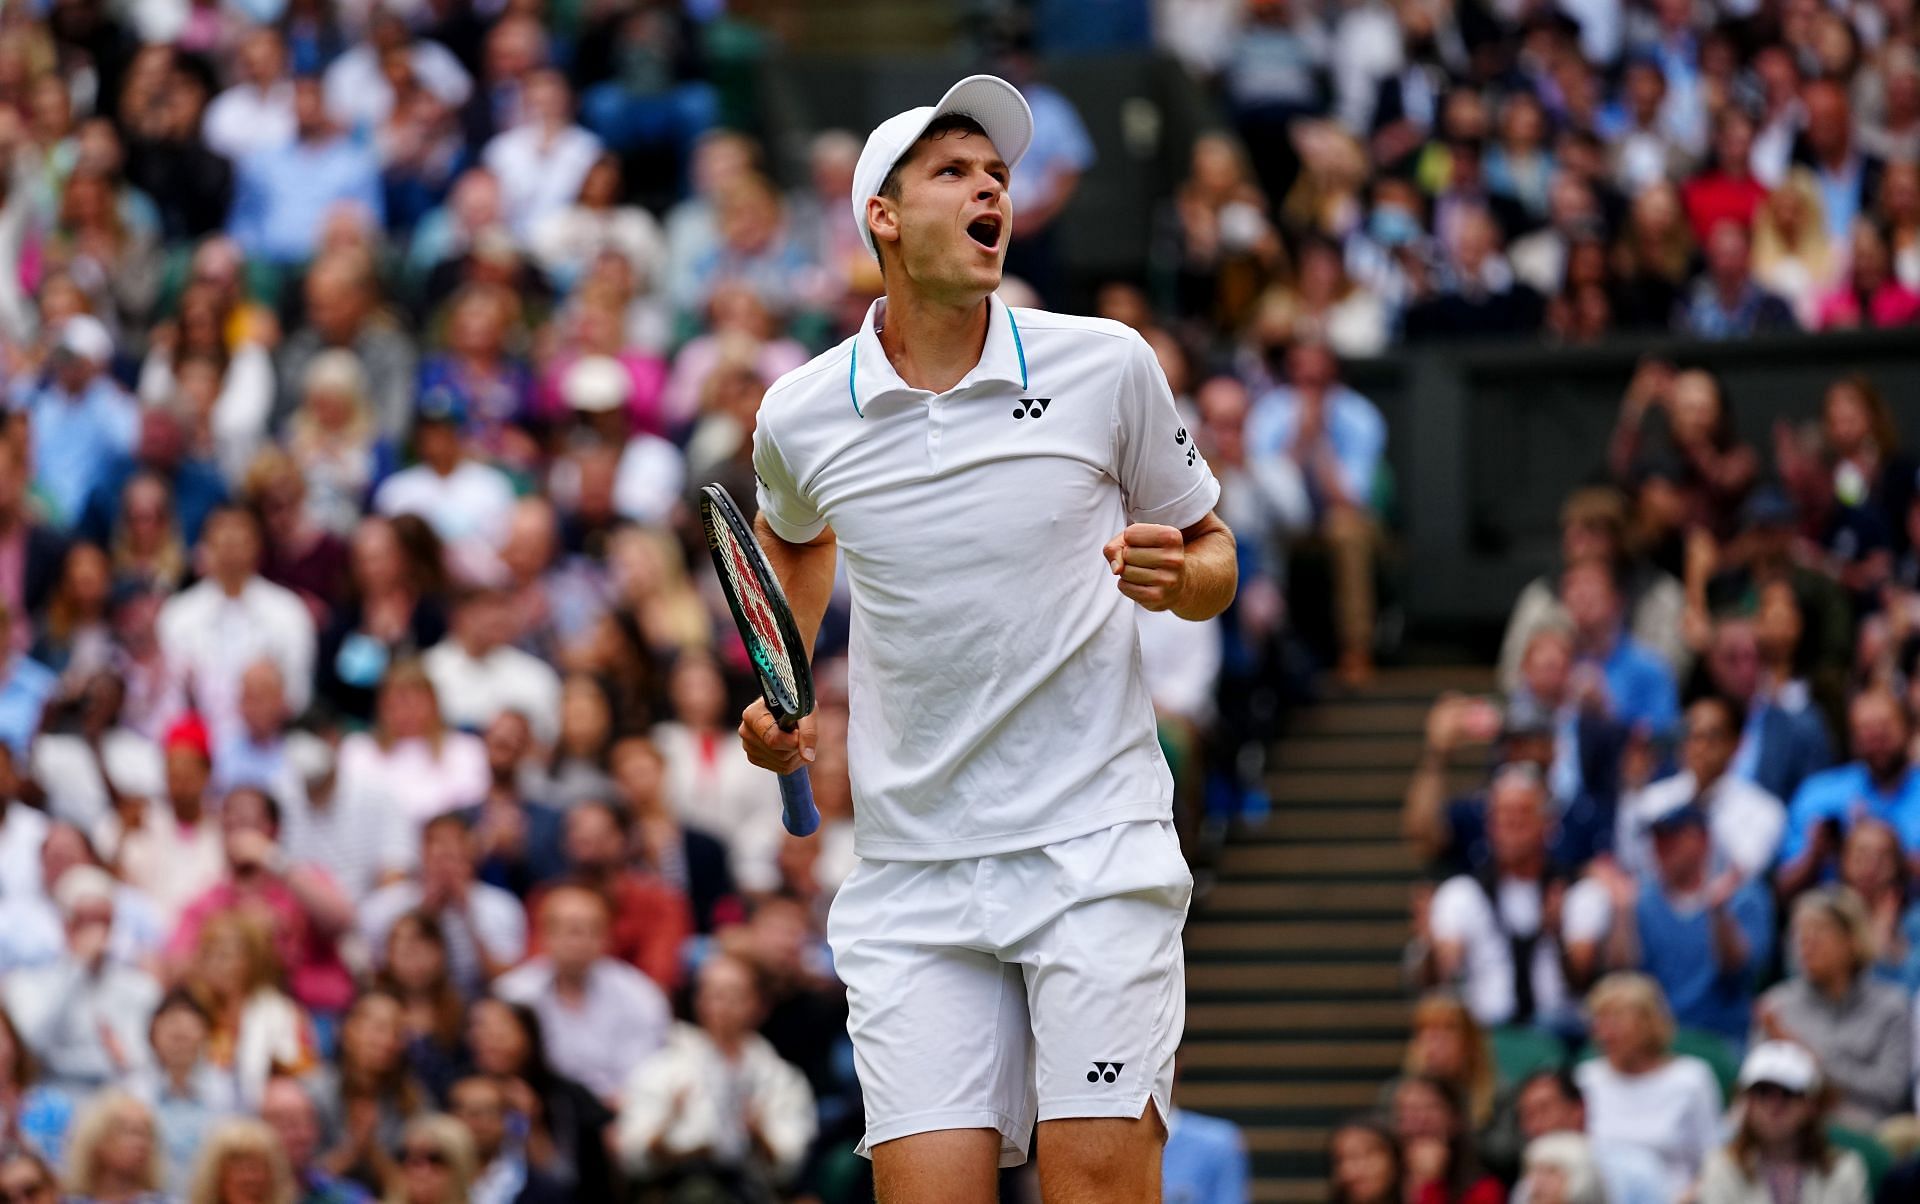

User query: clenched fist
[1103,523,1186,612]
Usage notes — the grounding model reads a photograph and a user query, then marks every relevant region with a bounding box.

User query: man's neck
[172,797,204,825]
[1871,759,1910,793]
[876,289,992,396]
[553,964,590,996]
[215,572,250,599]
[1499,852,1546,881]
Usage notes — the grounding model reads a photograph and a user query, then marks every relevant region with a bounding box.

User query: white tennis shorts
[827,819,1192,1167]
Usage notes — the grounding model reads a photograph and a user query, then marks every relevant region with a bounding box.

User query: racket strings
[710,519,802,705]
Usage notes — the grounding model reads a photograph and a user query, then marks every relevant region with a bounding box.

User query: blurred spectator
[1247,340,1384,686]
[259,1075,370,1204]
[1616,694,1786,882]
[614,952,815,1191]
[1561,557,1679,735]
[1390,1076,1503,1204]
[184,1117,298,1204]
[15,316,138,533]
[1755,889,1911,1128]
[1752,172,1839,325]
[106,714,224,925]
[1696,1041,1868,1204]
[156,507,316,751]
[655,651,781,896]
[1327,1115,1402,1204]
[374,911,464,1102]
[492,884,669,1105]
[1401,994,1494,1129]
[74,406,228,561]
[60,1089,164,1204]
[227,77,382,266]
[1812,221,1920,331]
[535,800,687,993]
[276,254,419,444]
[424,589,560,748]
[322,10,470,135]
[308,990,426,1192]
[372,391,516,580]
[4,866,159,1093]
[317,517,447,726]
[481,71,600,244]
[610,735,736,934]
[1596,796,1775,1043]
[203,27,296,163]
[361,813,525,1000]
[1513,1069,1666,1204]
[462,998,615,1201]
[1415,765,1609,1029]
[1838,820,1920,992]
[447,1073,566,1204]
[181,911,313,1108]
[1682,110,1768,245]
[1576,973,1721,1196]
[1701,614,1832,806]
[1793,81,1881,248]
[1610,364,1759,546]
[1777,691,1920,895]
[335,665,489,826]
[1512,1134,1603,1204]
[0,1152,60,1204]
[1675,221,1797,339]
[127,990,238,1194]
[461,711,565,900]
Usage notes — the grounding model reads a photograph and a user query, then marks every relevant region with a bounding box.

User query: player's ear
[866,195,900,249]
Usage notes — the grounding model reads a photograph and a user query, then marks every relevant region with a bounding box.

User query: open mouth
[966,215,1002,251]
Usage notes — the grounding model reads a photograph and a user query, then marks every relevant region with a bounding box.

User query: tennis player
[739,74,1236,1203]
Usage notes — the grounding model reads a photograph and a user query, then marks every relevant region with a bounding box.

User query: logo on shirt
[1013,397,1052,419]
[1087,1061,1126,1084]
[1175,427,1195,466]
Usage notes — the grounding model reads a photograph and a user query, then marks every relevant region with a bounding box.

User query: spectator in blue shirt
[1601,801,1773,1045]
[1247,340,1387,686]
[1777,689,1920,896]
[0,607,55,762]
[1164,1105,1251,1204]
[12,317,139,533]
[1561,557,1679,736]
[228,77,384,266]
[1672,221,1798,339]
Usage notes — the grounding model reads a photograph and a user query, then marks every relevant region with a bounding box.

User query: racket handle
[778,768,820,837]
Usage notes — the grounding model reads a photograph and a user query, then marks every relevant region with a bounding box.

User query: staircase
[1175,666,1493,1203]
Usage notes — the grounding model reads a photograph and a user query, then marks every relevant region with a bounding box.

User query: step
[1204,881,1409,916]
[1246,1126,1333,1155]
[1356,666,1494,693]
[1292,702,1431,736]
[1267,770,1466,805]
[1273,735,1434,769]
[1255,808,1404,841]
[1186,921,1408,955]
[1186,1001,1410,1034]
[1176,1080,1381,1110]
[1181,1040,1404,1072]
[1221,844,1418,878]
[1253,1179,1325,1204]
[1187,961,1405,996]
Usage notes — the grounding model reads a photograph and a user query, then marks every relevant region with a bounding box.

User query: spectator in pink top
[1813,221,1920,330]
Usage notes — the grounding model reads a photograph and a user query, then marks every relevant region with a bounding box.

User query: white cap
[850,74,1034,261]
[562,355,631,414]
[1739,1041,1821,1094]
[54,865,115,920]
[56,315,113,364]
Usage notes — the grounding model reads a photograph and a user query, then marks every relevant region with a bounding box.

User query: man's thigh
[872,1128,1006,1204]
[1036,1107,1168,1204]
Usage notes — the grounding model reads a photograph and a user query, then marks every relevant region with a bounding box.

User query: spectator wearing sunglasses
[386,1114,477,1204]
[1695,1041,1866,1204]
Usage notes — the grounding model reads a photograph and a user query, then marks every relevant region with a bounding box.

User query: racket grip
[778,768,820,837]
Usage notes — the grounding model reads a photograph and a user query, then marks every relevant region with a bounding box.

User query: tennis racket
[698,483,820,837]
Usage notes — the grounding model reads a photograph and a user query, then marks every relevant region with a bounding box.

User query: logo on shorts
[1087,1061,1126,1084]
[1013,398,1051,419]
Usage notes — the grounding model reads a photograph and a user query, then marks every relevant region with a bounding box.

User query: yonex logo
[1013,398,1052,419]
[1086,1061,1125,1084]
[1175,427,1196,466]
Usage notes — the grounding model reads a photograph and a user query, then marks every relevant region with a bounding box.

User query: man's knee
[1035,1106,1166,1203]
[873,1127,1004,1204]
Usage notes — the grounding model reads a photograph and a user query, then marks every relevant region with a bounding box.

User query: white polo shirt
[754,295,1221,861]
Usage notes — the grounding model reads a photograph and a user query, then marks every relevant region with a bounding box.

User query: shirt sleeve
[1427,876,1481,944]
[752,410,826,544]
[1561,878,1613,944]
[1113,331,1220,529]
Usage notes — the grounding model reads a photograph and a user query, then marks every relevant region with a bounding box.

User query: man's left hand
[1104,524,1186,612]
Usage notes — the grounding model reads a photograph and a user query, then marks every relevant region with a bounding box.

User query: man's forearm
[753,513,838,658]
[1173,517,1237,622]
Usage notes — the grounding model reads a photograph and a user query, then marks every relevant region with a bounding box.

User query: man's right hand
[739,698,816,775]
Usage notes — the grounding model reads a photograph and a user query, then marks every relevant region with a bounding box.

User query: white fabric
[1136,608,1221,724]
[653,722,784,894]
[323,41,473,132]
[493,957,671,1101]
[828,820,1190,1168]
[423,640,564,747]
[202,82,297,162]
[850,75,1034,260]
[529,205,668,287]
[1428,873,1611,1027]
[1615,771,1786,883]
[0,884,166,973]
[615,1023,817,1183]
[0,801,48,901]
[283,772,416,902]
[373,461,517,554]
[754,298,1221,860]
[334,732,489,826]
[1574,1056,1724,1198]
[359,880,526,997]
[156,577,316,750]
[5,957,161,1088]
[611,433,687,528]
[481,124,603,241]
[228,989,311,1109]
[96,804,224,926]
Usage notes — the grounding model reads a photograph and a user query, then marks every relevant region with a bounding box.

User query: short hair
[1586,972,1675,1059]
[1686,692,1747,735]
[1517,1067,1583,1109]
[224,785,282,835]
[150,987,212,1037]
[877,113,993,202]
[1793,887,1876,974]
